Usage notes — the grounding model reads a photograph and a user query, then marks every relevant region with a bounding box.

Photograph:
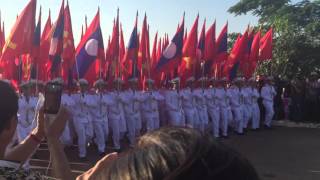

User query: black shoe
[79,157,88,161]
[114,149,122,153]
[236,132,245,136]
[264,125,272,130]
[99,152,106,157]
[222,135,229,139]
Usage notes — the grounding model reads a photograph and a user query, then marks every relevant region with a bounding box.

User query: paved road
[31,126,320,180]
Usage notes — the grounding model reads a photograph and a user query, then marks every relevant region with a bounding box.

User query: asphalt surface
[31,126,320,180]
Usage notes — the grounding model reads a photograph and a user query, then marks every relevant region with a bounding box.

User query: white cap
[0,79,11,84]
[78,79,89,86]
[248,77,256,82]
[198,77,208,82]
[219,77,228,82]
[128,77,139,83]
[29,79,37,85]
[210,77,218,82]
[52,77,64,85]
[145,79,155,84]
[113,78,124,84]
[233,77,244,83]
[186,77,195,82]
[94,78,107,87]
[170,77,180,84]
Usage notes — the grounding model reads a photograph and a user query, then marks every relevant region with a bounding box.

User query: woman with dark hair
[78,127,260,180]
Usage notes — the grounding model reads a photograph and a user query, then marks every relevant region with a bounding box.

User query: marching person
[241,78,252,130]
[261,76,276,128]
[217,77,232,138]
[90,79,109,156]
[180,77,199,128]
[141,79,164,132]
[249,78,261,130]
[105,78,125,152]
[119,77,143,147]
[165,77,185,127]
[194,77,209,133]
[72,79,94,160]
[206,77,220,138]
[229,78,244,135]
[17,81,38,143]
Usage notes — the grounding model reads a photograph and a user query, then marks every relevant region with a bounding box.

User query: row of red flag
[0,0,273,89]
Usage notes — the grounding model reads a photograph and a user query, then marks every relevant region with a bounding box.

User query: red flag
[62,1,76,82]
[0,14,5,55]
[203,21,216,76]
[151,32,158,69]
[259,28,273,61]
[214,23,228,78]
[240,28,254,78]
[39,10,52,81]
[139,13,150,79]
[223,32,248,80]
[247,30,261,77]
[119,24,125,62]
[1,0,36,62]
[181,14,199,80]
[108,10,120,82]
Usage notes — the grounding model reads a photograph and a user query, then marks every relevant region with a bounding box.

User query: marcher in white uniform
[89,79,109,156]
[17,82,38,142]
[119,78,143,147]
[72,79,93,159]
[229,78,244,135]
[205,78,220,138]
[165,78,185,127]
[180,77,199,128]
[194,77,209,132]
[240,79,251,130]
[261,77,276,128]
[216,78,231,138]
[248,78,261,130]
[51,78,74,146]
[141,79,164,132]
[105,78,124,151]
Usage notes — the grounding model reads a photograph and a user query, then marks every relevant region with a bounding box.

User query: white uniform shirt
[215,87,230,108]
[165,90,183,112]
[229,86,241,107]
[18,96,38,128]
[205,88,219,109]
[261,84,276,102]
[119,89,143,115]
[104,92,123,119]
[72,93,93,123]
[194,89,207,110]
[90,93,109,121]
[180,88,197,109]
[141,91,164,113]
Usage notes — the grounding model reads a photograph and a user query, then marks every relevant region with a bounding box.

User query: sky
[0,0,260,46]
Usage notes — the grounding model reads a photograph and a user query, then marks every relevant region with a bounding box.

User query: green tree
[229,0,320,78]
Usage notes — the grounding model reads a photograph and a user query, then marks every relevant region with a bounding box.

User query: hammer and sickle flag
[1,0,36,62]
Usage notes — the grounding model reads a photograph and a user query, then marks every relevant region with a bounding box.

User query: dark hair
[97,127,259,180]
[0,81,18,134]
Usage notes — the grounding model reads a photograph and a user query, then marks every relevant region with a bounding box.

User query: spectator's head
[95,127,259,180]
[0,81,19,149]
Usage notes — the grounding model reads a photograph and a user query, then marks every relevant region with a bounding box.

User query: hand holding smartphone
[44,82,63,114]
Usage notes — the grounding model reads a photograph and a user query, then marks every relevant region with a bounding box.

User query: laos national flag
[74,10,104,83]
[48,0,64,77]
[155,14,184,74]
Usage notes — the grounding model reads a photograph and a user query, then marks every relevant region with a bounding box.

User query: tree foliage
[229,0,320,78]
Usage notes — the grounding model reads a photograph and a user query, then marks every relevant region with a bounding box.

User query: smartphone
[44,82,63,114]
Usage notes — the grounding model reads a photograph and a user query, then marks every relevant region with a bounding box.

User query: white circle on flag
[49,38,58,55]
[163,43,177,59]
[85,39,99,56]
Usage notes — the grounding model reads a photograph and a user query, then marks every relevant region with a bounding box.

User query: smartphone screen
[44,83,63,114]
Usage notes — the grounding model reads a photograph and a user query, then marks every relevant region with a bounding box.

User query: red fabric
[1,0,36,62]
[223,32,248,78]
[259,28,273,61]
[214,23,228,78]
[0,22,5,55]
[204,22,216,61]
[151,32,158,69]
[181,15,199,81]
[62,2,75,82]
[139,14,150,79]
[39,11,52,81]
[240,29,253,78]
[108,12,120,82]
[247,31,261,78]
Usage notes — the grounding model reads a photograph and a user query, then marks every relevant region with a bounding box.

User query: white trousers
[93,120,106,153]
[183,107,199,128]
[126,113,140,147]
[242,105,252,129]
[196,107,209,132]
[263,100,274,127]
[220,107,229,136]
[168,110,185,127]
[73,121,89,158]
[143,111,160,132]
[251,103,260,129]
[232,106,244,133]
[208,107,220,137]
[109,115,121,150]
